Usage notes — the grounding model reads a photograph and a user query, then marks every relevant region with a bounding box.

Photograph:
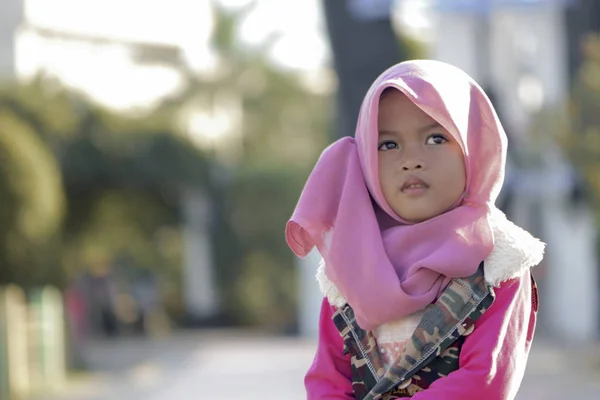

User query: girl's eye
[426,134,448,145]
[378,141,398,151]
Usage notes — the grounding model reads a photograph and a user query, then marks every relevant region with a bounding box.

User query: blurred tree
[0,108,65,288]
[163,2,331,168]
[0,81,212,321]
[556,34,600,211]
[158,2,332,329]
[0,2,332,331]
[564,0,600,85]
[322,0,423,141]
[226,165,308,331]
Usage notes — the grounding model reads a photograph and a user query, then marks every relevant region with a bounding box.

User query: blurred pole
[0,289,7,400]
[28,287,66,391]
[322,0,401,141]
[181,188,219,324]
[0,0,23,80]
[542,204,599,341]
[0,285,30,399]
[537,162,599,341]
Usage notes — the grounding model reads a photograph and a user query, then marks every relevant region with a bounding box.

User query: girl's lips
[401,176,429,191]
[402,184,429,196]
[400,176,429,196]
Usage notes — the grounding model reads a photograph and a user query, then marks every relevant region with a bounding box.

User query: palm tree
[156,2,333,328]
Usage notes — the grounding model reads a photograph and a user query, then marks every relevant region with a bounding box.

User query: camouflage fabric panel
[332,306,386,400]
[380,336,466,399]
[364,263,496,400]
[382,272,538,399]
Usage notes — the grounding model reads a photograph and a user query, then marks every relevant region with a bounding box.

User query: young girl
[286,60,545,399]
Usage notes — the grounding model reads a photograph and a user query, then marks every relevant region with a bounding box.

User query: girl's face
[377,89,466,223]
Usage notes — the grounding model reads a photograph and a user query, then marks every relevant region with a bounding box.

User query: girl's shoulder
[317,209,545,308]
[484,209,545,287]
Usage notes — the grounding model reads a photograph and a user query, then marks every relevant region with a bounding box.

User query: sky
[13,0,430,109]
[15,0,330,108]
[22,0,329,70]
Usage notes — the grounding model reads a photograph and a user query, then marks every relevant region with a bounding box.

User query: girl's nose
[402,161,423,171]
[401,146,425,170]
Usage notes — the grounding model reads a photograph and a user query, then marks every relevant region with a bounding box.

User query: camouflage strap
[333,263,496,400]
[333,305,386,399]
[384,272,538,399]
[530,273,539,313]
[365,263,495,400]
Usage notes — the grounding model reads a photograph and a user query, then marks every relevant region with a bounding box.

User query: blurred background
[0,0,600,399]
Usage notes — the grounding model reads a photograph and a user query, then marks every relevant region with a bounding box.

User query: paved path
[30,331,600,400]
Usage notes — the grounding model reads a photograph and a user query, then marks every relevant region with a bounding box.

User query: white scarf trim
[316,209,546,308]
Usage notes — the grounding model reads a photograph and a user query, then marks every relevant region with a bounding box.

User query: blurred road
[29,330,600,400]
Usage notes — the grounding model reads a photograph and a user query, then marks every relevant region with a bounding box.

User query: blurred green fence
[0,285,66,400]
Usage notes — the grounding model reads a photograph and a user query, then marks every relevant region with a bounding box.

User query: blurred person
[86,262,120,337]
[286,60,544,399]
[65,277,90,368]
[131,270,160,335]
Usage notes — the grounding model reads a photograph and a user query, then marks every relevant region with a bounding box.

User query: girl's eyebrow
[418,122,444,134]
[378,122,443,136]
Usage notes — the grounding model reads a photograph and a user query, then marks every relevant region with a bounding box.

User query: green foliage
[61,190,182,288]
[167,2,332,169]
[60,128,212,191]
[0,109,65,288]
[165,3,331,328]
[0,82,211,300]
[555,34,600,214]
[0,77,81,139]
[220,165,310,330]
[0,2,332,332]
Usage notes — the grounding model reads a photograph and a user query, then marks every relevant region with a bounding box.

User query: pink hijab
[286,60,507,330]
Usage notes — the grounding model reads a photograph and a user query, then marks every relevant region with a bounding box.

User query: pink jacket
[305,271,537,399]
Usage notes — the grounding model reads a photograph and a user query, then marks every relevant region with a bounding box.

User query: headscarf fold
[286,60,507,330]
